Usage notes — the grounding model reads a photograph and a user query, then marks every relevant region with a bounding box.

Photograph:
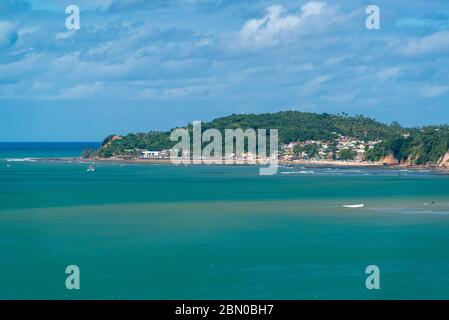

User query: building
[142,150,161,159]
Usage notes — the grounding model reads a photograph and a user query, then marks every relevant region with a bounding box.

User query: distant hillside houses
[91,111,448,165]
[141,149,170,159]
[282,134,382,161]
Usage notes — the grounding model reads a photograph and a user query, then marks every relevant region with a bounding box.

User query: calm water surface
[1,143,449,299]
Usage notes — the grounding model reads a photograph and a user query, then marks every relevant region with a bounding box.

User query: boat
[343,204,365,208]
[87,165,95,172]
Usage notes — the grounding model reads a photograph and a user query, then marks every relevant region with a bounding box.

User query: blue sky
[1,0,449,141]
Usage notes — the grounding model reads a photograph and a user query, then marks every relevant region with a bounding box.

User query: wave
[280,170,315,175]
[369,205,449,215]
[401,210,449,215]
[6,158,36,162]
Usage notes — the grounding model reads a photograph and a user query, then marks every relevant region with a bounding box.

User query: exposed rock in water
[382,154,399,165]
[437,151,449,168]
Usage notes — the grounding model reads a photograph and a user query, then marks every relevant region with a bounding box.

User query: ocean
[0,142,100,159]
[1,142,449,299]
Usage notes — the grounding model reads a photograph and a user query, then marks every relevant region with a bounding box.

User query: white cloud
[0,21,18,49]
[36,0,113,11]
[301,1,326,17]
[298,75,332,96]
[418,85,449,98]
[399,31,449,56]
[324,55,350,66]
[236,1,341,49]
[53,82,106,100]
[322,93,355,103]
[376,67,401,81]
[55,31,76,40]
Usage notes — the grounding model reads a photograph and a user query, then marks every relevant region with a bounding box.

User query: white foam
[402,210,449,215]
[280,170,315,175]
[343,204,365,208]
[6,158,36,162]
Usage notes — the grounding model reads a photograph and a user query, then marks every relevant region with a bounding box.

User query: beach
[30,156,449,173]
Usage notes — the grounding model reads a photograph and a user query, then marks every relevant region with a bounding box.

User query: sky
[1,0,449,141]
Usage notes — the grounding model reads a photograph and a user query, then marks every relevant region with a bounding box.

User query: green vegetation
[293,144,321,159]
[366,126,449,164]
[81,148,96,159]
[292,144,302,157]
[96,132,171,158]
[338,149,357,161]
[203,111,404,143]
[88,111,449,166]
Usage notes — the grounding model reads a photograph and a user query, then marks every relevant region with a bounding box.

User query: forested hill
[88,111,449,166]
[202,112,405,142]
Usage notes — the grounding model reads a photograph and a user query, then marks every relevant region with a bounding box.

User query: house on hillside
[142,150,161,159]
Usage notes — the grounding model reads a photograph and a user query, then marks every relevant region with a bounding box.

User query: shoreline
[7,156,448,171]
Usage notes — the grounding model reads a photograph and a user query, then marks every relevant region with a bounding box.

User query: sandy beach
[30,156,449,171]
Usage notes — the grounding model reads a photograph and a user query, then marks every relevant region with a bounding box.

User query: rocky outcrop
[382,154,399,165]
[437,151,449,168]
[401,155,414,166]
[104,135,122,148]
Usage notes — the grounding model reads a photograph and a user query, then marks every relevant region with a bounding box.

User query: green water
[1,160,449,299]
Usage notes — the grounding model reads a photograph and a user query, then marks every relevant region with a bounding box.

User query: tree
[293,145,302,157]
[338,149,356,161]
[91,111,448,165]
[81,148,95,159]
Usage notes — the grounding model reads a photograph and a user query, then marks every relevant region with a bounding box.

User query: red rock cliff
[382,154,399,165]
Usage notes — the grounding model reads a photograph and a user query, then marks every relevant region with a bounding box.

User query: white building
[142,150,161,158]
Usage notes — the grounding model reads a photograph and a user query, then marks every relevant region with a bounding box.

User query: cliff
[437,151,449,168]
[382,154,399,165]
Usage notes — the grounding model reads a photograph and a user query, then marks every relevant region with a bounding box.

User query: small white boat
[343,204,365,208]
[87,165,95,172]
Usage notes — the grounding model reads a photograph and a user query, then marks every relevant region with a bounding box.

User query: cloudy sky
[1,0,449,141]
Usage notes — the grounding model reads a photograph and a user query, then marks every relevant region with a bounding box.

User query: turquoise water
[0,142,99,159]
[1,144,449,299]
